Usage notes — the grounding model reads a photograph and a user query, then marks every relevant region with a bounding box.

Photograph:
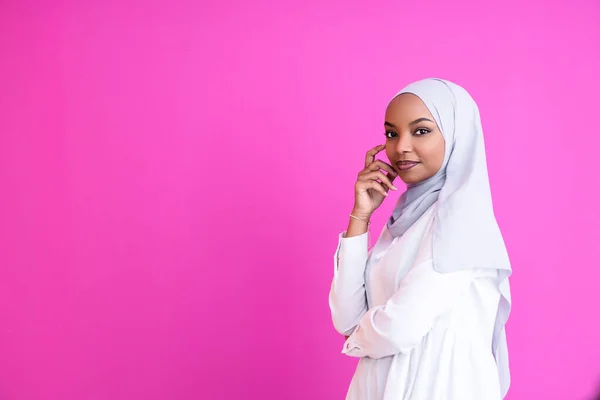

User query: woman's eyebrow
[409,117,434,126]
[384,118,434,128]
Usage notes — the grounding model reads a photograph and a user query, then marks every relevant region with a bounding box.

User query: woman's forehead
[385,93,435,122]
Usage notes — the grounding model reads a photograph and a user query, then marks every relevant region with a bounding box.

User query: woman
[329,78,512,399]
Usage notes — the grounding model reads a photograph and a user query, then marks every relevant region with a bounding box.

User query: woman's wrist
[350,209,372,222]
[346,210,371,238]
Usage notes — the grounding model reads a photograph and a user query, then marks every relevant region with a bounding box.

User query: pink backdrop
[1,0,599,399]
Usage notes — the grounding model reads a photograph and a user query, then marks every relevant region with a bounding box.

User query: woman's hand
[352,144,398,220]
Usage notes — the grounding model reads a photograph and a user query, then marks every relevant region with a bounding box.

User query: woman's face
[384,93,446,185]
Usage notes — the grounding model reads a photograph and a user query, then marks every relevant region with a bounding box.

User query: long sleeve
[328,230,370,337]
[341,258,479,359]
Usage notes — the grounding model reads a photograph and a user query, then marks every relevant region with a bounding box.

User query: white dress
[329,203,504,399]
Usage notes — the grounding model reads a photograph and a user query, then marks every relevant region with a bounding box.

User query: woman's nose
[395,134,412,154]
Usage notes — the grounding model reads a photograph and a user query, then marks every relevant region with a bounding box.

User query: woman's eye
[415,128,430,136]
[384,131,396,138]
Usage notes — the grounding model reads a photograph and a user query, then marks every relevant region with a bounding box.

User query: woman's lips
[396,161,420,171]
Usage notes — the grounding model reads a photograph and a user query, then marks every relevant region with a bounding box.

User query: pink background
[1,0,599,399]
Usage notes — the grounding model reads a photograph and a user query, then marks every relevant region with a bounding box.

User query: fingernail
[392,186,398,190]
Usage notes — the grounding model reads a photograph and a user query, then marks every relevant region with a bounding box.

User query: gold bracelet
[349,214,371,225]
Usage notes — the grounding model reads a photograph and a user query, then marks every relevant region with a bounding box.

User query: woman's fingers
[362,170,397,191]
[366,180,388,197]
[364,144,386,168]
[367,160,398,178]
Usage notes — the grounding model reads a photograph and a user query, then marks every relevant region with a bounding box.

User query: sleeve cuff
[341,333,361,356]
[335,230,369,272]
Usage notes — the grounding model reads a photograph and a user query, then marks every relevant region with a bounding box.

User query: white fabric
[329,203,504,399]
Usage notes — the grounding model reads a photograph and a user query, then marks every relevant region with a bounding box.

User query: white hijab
[386,78,513,397]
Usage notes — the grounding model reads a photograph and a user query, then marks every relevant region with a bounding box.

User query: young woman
[329,78,512,399]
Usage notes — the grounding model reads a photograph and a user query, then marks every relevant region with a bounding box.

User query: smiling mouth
[396,161,420,171]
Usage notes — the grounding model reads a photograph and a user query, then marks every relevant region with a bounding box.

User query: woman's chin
[397,170,422,185]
